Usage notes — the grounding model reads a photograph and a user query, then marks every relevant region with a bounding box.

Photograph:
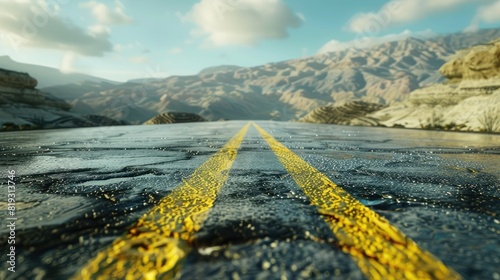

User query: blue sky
[1,0,500,82]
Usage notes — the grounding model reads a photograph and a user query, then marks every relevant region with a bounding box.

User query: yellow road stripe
[73,123,251,280]
[253,123,461,280]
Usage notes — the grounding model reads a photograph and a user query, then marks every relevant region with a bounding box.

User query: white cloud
[466,0,500,32]
[464,22,480,33]
[113,43,123,52]
[59,52,77,73]
[346,0,481,34]
[80,0,132,25]
[169,47,183,54]
[128,55,149,64]
[185,0,303,46]
[80,0,132,44]
[476,0,500,22]
[88,24,110,37]
[318,29,436,54]
[0,0,113,56]
[318,41,353,54]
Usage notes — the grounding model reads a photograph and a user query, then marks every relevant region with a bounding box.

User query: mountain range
[3,28,500,125]
[43,28,500,123]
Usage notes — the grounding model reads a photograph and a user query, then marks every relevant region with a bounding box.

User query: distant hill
[0,56,118,88]
[126,78,163,84]
[37,28,500,123]
[42,80,122,101]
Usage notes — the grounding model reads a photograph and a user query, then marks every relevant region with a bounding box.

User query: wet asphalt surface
[0,121,499,280]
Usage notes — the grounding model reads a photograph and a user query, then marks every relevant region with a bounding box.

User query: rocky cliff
[440,39,500,81]
[0,68,70,110]
[0,68,37,89]
[0,68,125,131]
[369,40,500,133]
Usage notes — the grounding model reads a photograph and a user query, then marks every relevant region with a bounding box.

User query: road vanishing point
[0,121,498,280]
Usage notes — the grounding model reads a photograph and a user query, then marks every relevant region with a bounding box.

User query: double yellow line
[254,123,461,280]
[74,123,250,280]
[73,122,461,280]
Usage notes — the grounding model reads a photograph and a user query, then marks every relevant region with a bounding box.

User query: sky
[1,0,500,82]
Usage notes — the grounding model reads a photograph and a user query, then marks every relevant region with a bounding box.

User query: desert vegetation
[478,107,500,132]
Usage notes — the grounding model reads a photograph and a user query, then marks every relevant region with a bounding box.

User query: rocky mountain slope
[44,28,500,124]
[0,68,124,131]
[368,39,500,132]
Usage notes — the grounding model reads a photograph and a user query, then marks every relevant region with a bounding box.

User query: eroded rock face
[0,68,126,130]
[370,39,500,132]
[408,84,461,106]
[0,67,72,112]
[0,85,71,110]
[144,112,206,124]
[439,58,464,80]
[0,68,37,89]
[440,41,500,81]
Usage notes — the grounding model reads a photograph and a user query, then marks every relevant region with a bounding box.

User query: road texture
[0,121,498,279]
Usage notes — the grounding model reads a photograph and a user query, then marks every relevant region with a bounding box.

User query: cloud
[0,0,112,56]
[169,47,183,54]
[80,0,132,25]
[113,43,123,52]
[80,0,132,44]
[128,55,149,64]
[88,24,111,37]
[465,0,500,32]
[346,0,478,34]
[59,52,77,73]
[185,0,303,46]
[318,29,436,54]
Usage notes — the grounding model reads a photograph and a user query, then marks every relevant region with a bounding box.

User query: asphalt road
[0,121,498,279]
